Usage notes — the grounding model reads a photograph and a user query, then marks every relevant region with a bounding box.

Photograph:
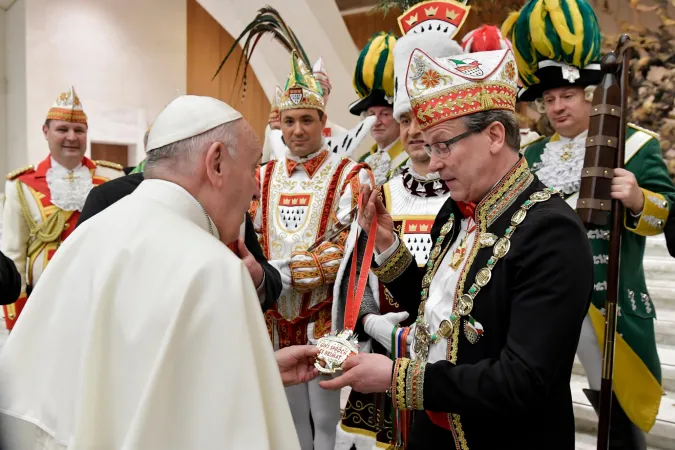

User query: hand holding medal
[314,187,379,374]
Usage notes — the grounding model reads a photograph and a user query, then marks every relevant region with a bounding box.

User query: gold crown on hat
[397,0,470,37]
[46,86,87,124]
[406,48,518,131]
[278,51,325,113]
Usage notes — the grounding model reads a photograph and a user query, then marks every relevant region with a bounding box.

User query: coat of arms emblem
[402,219,434,267]
[277,193,311,232]
[289,88,304,105]
[449,58,484,77]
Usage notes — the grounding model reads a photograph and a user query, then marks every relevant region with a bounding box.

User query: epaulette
[520,134,547,150]
[628,123,659,140]
[94,160,124,171]
[6,165,35,181]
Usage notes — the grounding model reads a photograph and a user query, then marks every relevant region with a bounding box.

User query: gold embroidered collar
[474,157,534,231]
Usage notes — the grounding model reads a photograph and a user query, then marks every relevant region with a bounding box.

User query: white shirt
[376,216,476,363]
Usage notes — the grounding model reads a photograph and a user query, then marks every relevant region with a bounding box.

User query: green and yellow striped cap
[501,0,603,100]
[349,32,397,116]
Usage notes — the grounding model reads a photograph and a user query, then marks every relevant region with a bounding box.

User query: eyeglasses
[424,130,475,159]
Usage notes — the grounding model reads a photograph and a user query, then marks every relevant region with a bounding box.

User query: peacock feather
[213,6,316,99]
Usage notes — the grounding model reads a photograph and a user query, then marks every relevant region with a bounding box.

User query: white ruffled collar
[405,159,441,182]
[46,157,94,212]
[534,131,587,196]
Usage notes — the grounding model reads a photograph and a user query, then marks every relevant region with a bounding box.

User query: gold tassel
[480,87,494,110]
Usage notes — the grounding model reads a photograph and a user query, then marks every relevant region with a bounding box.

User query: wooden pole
[596,34,632,450]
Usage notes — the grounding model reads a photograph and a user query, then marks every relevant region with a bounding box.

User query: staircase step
[646,236,671,260]
[646,279,675,311]
[655,308,675,347]
[574,430,662,449]
[572,373,675,449]
[644,256,675,283]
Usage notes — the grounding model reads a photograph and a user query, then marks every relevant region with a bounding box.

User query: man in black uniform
[0,250,21,305]
[321,48,594,449]
[76,169,282,312]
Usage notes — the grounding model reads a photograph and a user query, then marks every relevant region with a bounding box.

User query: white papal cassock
[0,179,299,450]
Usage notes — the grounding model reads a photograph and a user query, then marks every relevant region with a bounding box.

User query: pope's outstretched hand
[276,345,320,386]
[319,353,394,394]
[358,185,395,253]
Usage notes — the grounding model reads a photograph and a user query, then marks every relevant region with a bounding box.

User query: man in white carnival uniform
[252,51,373,450]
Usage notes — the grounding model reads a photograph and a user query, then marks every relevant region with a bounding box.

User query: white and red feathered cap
[312,58,331,92]
[461,25,512,53]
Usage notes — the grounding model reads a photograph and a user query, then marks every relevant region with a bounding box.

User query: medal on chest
[560,142,574,162]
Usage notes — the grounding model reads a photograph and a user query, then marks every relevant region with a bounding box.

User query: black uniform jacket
[378,159,594,449]
[0,250,21,305]
[666,206,675,258]
[76,173,281,311]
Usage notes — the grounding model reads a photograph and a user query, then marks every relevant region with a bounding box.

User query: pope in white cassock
[0,95,319,450]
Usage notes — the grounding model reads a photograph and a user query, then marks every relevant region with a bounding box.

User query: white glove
[363,312,413,351]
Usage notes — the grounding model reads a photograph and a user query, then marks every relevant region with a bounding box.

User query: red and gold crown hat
[392,0,467,121]
[406,48,518,131]
[398,0,470,37]
[46,86,87,124]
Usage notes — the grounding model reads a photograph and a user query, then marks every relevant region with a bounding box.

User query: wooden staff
[575,34,632,450]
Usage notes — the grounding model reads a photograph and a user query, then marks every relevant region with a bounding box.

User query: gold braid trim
[395,358,410,410]
[15,181,67,258]
[94,160,124,171]
[7,165,34,180]
[414,360,426,410]
[372,240,413,283]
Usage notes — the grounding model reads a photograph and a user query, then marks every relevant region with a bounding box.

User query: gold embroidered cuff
[372,240,414,284]
[392,358,426,411]
[395,358,410,410]
[413,360,426,410]
[625,188,670,237]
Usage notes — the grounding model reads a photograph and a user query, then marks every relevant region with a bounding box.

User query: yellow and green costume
[509,0,675,438]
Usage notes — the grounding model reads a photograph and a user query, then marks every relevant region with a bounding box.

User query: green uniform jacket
[524,124,675,431]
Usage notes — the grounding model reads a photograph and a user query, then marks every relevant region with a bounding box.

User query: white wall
[5,0,26,172]
[0,8,5,182]
[13,0,186,167]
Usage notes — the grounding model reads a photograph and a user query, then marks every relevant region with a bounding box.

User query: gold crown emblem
[409,224,418,232]
[405,13,419,27]
[424,6,439,16]
[446,9,459,20]
[300,198,308,205]
[283,198,291,205]
[420,224,430,232]
[291,198,299,205]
